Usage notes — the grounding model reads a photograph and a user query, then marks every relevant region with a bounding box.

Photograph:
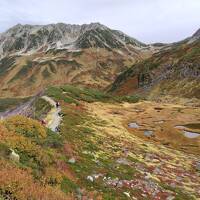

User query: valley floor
[80,101,200,199]
[0,87,199,199]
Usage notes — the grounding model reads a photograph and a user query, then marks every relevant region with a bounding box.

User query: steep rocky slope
[0,23,147,57]
[0,23,154,97]
[109,29,200,99]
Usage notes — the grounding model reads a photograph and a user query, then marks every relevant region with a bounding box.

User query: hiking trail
[42,96,62,132]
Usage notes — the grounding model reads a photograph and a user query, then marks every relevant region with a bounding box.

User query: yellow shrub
[3,115,47,138]
[0,121,69,200]
[0,122,50,169]
[41,166,63,185]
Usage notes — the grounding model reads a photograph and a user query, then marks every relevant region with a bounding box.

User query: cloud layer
[0,0,200,43]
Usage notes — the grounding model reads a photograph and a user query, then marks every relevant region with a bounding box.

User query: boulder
[9,149,20,162]
[68,157,76,164]
[87,176,94,182]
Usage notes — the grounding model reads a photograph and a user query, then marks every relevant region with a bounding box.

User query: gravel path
[42,96,62,132]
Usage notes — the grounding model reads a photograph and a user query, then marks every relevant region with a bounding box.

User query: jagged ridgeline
[0,23,154,97]
[0,23,146,55]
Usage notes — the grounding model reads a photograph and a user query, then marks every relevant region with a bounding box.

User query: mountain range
[0,23,156,97]
[0,22,199,99]
[0,23,200,200]
[0,23,148,57]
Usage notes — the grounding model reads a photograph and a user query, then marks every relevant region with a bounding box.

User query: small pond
[183,130,200,139]
[175,125,200,138]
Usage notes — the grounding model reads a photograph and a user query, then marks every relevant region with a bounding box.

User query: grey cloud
[0,0,199,43]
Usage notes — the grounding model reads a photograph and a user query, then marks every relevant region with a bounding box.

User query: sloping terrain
[0,23,147,57]
[0,23,200,200]
[0,85,199,199]
[109,29,200,100]
[0,23,154,97]
[0,48,148,97]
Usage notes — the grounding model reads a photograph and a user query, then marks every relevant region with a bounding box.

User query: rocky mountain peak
[0,22,146,57]
[192,28,200,38]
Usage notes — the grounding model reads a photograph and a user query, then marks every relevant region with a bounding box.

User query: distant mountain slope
[109,29,200,99]
[0,23,155,97]
[76,28,146,50]
[0,23,147,57]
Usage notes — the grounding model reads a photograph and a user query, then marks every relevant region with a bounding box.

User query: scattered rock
[117,180,123,188]
[87,176,94,182]
[128,123,139,129]
[144,130,154,137]
[135,109,144,113]
[68,157,76,164]
[106,178,119,187]
[170,182,176,188]
[93,174,103,179]
[116,158,131,165]
[167,195,175,200]
[175,125,185,130]
[155,120,164,124]
[144,173,153,181]
[9,149,20,162]
[123,192,131,198]
[153,167,162,175]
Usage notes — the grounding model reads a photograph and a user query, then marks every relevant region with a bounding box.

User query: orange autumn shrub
[0,121,73,199]
[0,123,14,158]
[0,159,68,200]
[0,123,11,140]
[41,166,63,186]
[3,115,47,138]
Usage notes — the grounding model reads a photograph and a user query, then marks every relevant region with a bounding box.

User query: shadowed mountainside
[109,29,200,100]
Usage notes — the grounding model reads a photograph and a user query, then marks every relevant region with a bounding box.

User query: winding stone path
[42,96,62,132]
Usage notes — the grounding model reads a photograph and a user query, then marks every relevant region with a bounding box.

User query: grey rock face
[0,22,145,57]
[192,28,200,38]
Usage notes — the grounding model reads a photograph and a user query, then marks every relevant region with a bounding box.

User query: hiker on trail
[41,119,46,126]
[55,126,60,132]
[56,101,60,108]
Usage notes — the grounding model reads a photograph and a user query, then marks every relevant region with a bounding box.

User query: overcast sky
[0,0,199,43]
